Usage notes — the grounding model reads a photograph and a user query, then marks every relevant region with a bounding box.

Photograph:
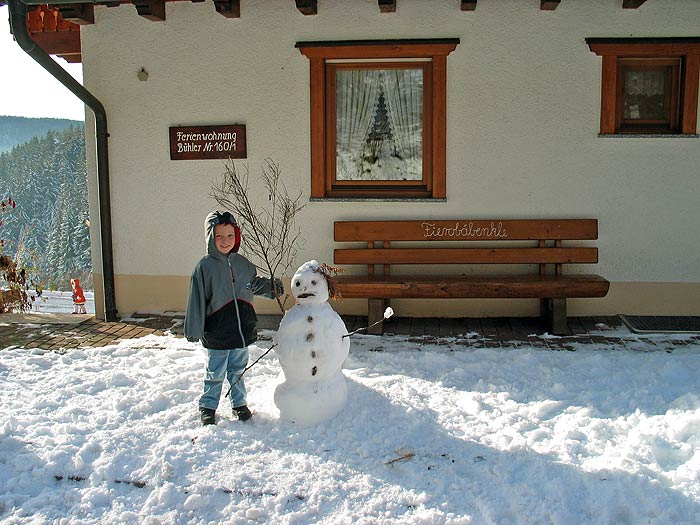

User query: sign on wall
[169,125,247,160]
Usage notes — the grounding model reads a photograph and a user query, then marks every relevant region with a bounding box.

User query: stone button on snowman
[274,260,350,425]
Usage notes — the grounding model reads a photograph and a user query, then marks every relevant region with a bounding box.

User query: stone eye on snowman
[274,260,350,425]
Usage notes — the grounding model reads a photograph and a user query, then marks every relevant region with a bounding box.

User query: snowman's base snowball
[274,374,348,426]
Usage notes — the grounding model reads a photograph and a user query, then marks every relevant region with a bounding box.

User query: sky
[0,5,85,121]
[1,294,699,524]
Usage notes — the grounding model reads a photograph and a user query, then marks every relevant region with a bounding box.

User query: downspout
[7,0,118,321]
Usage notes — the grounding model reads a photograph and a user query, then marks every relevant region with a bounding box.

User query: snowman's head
[291,260,330,305]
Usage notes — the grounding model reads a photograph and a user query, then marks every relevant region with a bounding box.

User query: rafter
[540,0,560,10]
[378,0,396,13]
[460,0,477,11]
[296,0,317,16]
[58,4,94,24]
[623,0,647,7]
[132,0,166,21]
[214,0,240,18]
[30,31,80,56]
[26,6,82,63]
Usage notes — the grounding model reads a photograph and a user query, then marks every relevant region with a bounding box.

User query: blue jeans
[200,347,249,410]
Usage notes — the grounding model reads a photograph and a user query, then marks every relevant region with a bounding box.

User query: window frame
[586,38,700,136]
[297,39,459,199]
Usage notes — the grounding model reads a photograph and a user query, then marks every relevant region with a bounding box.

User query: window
[618,59,680,133]
[586,38,700,135]
[297,40,459,198]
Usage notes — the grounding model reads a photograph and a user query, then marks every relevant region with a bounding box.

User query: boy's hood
[204,211,236,259]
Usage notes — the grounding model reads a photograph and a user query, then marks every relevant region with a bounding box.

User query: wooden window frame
[297,39,459,199]
[586,38,700,135]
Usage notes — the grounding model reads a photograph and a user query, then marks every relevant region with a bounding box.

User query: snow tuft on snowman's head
[291,260,343,304]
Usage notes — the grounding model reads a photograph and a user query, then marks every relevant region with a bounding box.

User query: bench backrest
[334,219,599,276]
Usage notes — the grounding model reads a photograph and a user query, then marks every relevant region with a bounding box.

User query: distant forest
[0,115,80,153]
[0,116,91,290]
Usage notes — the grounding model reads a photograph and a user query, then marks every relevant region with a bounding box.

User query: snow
[31,290,95,315]
[1,327,699,524]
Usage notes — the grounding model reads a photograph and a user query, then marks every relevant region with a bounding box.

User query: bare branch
[210,159,306,313]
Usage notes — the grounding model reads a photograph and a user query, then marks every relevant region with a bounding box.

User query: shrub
[0,197,39,313]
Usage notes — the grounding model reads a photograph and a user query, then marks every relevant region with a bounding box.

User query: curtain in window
[625,70,665,96]
[382,69,423,160]
[336,70,381,156]
[624,70,667,120]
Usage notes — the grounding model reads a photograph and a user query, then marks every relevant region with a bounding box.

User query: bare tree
[210,159,305,313]
[0,197,39,313]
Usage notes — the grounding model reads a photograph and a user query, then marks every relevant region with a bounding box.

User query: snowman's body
[274,261,350,425]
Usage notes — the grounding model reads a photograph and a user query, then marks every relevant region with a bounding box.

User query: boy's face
[214,223,237,255]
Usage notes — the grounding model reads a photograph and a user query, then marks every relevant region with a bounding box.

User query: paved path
[2,313,699,352]
[0,314,179,350]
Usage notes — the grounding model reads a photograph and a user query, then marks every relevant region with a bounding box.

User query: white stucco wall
[80,0,700,316]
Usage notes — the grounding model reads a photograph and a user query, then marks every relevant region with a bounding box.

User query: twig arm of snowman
[342,307,394,338]
[225,308,393,398]
[225,343,278,396]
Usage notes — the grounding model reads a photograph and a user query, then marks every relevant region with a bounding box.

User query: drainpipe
[7,0,118,321]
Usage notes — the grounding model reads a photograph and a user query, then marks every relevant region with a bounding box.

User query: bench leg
[542,298,569,335]
[367,298,387,335]
[540,298,551,320]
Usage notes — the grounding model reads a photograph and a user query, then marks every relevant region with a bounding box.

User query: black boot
[199,407,216,426]
[233,405,252,421]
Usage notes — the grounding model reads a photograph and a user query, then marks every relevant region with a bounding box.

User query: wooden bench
[333,219,610,335]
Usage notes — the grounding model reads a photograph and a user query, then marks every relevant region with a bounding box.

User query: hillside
[0,115,83,153]
[0,125,91,290]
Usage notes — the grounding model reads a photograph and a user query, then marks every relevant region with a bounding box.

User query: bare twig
[384,449,416,465]
[210,159,306,313]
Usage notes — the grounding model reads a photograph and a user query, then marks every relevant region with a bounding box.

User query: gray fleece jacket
[184,212,276,349]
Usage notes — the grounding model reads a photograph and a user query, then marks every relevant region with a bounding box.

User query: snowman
[274,260,350,425]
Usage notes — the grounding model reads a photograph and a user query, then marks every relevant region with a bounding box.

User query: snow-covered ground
[1,328,699,524]
[31,290,95,315]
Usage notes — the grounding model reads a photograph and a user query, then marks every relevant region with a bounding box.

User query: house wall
[81,0,700,319]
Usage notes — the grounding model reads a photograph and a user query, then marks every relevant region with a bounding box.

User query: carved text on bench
[421,221,508,239]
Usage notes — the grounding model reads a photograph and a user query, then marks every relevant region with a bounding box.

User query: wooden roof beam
[214,0,240,18]
[132,0,166,21]
[296,0,317,15]
[378,0,395,13]
[623,0,647,7]
[58,53,82,63]
[57,4,94,25]
[30,30,81,59]
[541,0,560,10]
[461,0,476,11]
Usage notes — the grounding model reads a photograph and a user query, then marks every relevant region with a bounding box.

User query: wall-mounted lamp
[137,68,149,82]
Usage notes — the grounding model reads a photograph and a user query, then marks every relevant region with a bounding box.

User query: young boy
[185,211,282,426]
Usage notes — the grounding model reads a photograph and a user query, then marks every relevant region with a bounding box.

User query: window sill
[309,197,447,203]
[598,133,699,138]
